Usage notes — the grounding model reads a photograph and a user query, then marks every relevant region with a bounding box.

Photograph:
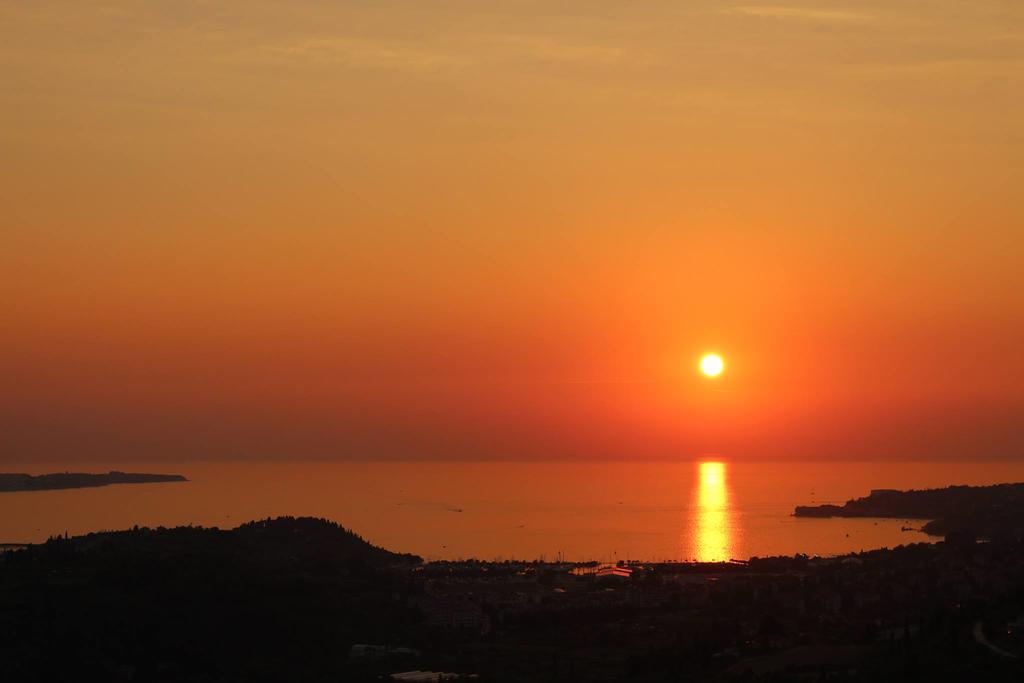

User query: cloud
[850,57,1024,81]
[724,5,875,23]
[262,38,468,72]
[484,34,644,67]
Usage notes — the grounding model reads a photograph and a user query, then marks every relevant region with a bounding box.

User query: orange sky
[2,1,1023,461]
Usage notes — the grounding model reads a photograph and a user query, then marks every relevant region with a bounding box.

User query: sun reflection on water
[694,461,734,562]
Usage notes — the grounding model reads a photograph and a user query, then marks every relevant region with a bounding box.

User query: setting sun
[1,1,1023,680]
[700,354,725,378]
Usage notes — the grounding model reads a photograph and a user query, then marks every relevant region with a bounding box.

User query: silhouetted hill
[0,517,420,682]
[795,482,1024,539]
[0,470,186,492]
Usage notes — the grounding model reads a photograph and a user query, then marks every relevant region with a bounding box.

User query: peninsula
[794,482,1024,538]
[0,471,187,493]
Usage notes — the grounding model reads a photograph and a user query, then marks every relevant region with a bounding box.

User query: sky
[2,1,1022,462]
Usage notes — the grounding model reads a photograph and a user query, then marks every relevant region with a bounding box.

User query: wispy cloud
[485,34,650,67]
[724,5,875,23]
[255,31,655,78]
[850,57,1024,80]
[262,38,468,72]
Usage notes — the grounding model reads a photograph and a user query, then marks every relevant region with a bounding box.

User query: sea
[3,460,1024,562]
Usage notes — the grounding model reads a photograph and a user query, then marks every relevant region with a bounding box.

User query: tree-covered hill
[0,517,421,682]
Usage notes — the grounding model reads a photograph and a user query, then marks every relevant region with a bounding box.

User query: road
[973,620,1019,659]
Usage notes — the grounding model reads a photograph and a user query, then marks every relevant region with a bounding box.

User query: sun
[699,353,725,378]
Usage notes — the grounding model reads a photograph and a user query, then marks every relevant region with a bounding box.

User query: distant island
[794,482,1024,539]
[0,471,187,493]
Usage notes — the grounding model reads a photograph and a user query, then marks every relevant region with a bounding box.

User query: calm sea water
[3,460,1024,562]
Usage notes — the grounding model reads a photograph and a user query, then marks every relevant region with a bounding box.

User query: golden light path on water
[694,461,734,562]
